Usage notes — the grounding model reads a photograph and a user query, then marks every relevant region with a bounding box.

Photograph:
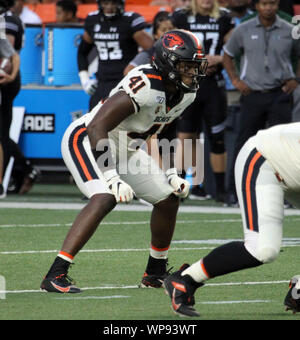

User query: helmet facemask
[165,53,208,92]
[153,30,208,93]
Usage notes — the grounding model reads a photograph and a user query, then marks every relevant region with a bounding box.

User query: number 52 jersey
[84,64,196,153]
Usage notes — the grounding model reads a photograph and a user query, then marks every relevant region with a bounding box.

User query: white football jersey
[255,122,300,190]
[84,64,196,154]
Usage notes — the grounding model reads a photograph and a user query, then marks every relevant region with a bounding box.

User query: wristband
[78,70,89,85]
[103,169,119,181]
[165,168,177,177]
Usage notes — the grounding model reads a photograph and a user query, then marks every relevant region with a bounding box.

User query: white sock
[57,251,73,263]
[150,244,169,259]
[181,259,209,283]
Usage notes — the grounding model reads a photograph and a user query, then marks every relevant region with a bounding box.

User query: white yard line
[0,247,216,255]
[0,219,242,228]
[0,280,288,295]
[54,295,131,300]
[1,201,300,216]
[1,237,299,255]
[197,300,272,305]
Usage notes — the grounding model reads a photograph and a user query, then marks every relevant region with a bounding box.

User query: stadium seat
[24,2,171,24]
[34,3,56,24]
[77,4,98,20]
[294,5,300,15]
[125,5,171,23]
[126,0,152,4]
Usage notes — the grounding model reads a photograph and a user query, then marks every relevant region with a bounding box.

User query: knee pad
[256,247,280,264]
[210,130,225,154]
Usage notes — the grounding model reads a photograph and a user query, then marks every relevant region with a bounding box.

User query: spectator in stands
[56,0,80,24]
[172,0,234,202]
[217,0,228,7]
[24,0,38,4]
[0,20,20,198]
[251,0,295,15]
[227,0,252,25]
[77,0,154,110]
[170,0,192,11]
[11,0,42,25]
[223,0,300,205]
[150,0,191,11]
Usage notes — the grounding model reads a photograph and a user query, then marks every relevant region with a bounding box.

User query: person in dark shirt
[0,0,38,196]
[77,0,154,110]
[56,0,81,24]
[172,0,234,202]
[251,0,295,15]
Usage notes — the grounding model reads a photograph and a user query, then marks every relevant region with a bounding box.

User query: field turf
[0,183,300,321]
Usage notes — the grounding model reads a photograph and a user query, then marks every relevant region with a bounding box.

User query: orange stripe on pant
[200,259,210,279]
[73,127,93,182]
[245,151,262,231]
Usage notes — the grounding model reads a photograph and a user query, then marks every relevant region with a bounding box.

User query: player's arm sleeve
[223,26,243,58]
[119,70,150,113]
[129,12,148,34]
[77,17,94,72]
[77,37,94,71]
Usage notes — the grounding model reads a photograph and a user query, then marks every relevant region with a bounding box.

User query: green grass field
[0,183,300,321]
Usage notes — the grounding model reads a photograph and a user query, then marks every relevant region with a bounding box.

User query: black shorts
[177,76,227,137]
[0,74,21,141]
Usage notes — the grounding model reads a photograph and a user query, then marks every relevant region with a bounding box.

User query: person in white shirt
[164,122,300,317]
[11,0,41,25]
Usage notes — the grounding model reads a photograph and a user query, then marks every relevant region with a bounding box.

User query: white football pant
[235,136,300,264]
[61,116,174,204]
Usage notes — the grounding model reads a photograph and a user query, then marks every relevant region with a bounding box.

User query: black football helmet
[97,0,125,17]
[0,0,15,13]
[152,29,208,92]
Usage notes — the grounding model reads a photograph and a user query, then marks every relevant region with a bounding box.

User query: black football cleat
[41,273,82,294]
[164,264,203,317]
[140,258,173,288]
[284,275,300,313]
[0,183,6,199]
[140,271,170,288]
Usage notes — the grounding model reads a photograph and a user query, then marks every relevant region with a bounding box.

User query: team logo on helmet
[162,33,185,51]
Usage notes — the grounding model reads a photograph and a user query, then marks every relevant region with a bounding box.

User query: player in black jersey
[0,0,20,198]
[172,0,234,202]
[77,0,154,110]
[0,0,39,196]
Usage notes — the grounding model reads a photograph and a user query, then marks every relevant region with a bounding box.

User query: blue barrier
[14,87,89,159]
[20,24,44,85]
[44,24,84,86]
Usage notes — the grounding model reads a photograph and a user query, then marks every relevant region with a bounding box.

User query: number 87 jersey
[85,64,196,148]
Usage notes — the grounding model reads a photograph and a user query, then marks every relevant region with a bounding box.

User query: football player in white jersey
[40,29,208,293]
[164,122,300,317]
